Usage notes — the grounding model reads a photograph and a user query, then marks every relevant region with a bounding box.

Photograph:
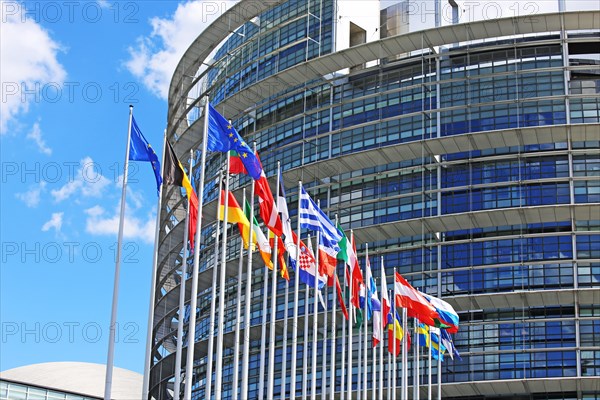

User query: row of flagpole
[108,102,460,400]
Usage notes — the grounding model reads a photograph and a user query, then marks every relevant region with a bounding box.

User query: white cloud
[0,0,66,134]
[16,181,47,208]
[84,204,156,244]
[26,122,52,155]
[50,156,111,202]
[125,0,235,99]
[42,212,64,232]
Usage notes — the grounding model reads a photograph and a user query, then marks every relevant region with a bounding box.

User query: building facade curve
[149,1,600,399]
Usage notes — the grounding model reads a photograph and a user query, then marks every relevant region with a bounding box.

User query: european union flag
[129,116,162,194]
[206,103,262,180]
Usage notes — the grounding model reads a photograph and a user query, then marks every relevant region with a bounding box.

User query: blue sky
[1,0,596,376]
[0,0,235,374]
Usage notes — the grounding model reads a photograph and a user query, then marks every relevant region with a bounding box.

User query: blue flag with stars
[206,103,262,180]
[128,115,162,194]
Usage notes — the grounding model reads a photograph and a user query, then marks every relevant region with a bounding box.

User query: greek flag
[298,185,342,252]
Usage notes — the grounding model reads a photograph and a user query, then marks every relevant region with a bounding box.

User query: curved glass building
[149,1,600,399]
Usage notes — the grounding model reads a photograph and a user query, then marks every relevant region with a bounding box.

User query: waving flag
[277,173,296,258]
[420,292,459,333]
[218,190,251,248]
[380,267,391,329]
[244,200,273,270]
[387,310,405,356]
[298,185,342,251]
[164,141,198,250]
[231,151,283,237]
[289,236,325,289]
[440,329,462,361]
[206,103,262,179]
[394,272,439,326]
[128,116,162,194]
[347,232,364,309]
[327,273,349,320]
[318,233,338,278]
[418,324,446,361]
[254,165,283,237]
[269,230,289,281]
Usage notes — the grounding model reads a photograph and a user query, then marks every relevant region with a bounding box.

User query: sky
[0,0,236,374]
[0,0,596,376]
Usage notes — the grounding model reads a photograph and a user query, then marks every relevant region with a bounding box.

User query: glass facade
[152,1,600,399]
[0,381,97,400]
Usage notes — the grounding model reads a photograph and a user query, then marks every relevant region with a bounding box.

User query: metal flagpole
[241,147,258,400]
[388,289,393,400]
[279,163,290,400]
[437,331,442,400]
[173,149,195,400]
[379,257,384,400]
[258,235,269,400]
[413,318,420,400]
[321,279,328,400]
[267,166,281,400]
[232,188,247,400]
[362,245,368,400]
[347,295,353,400]
[302,266,310,400]
[142,129,167,399]
[428,329,432,400]
[321,270,328,400]
[330,215,339,400]
[402,307,408,400]
[214,155,231,400]
[392,295,397,400]
[290,180,303,400]
[373,309,377,400]
[104,105,134,400]
[281,275,290,398]
[184,97,211,400]
[311,229,319,400]
[347,229,356,400]
[340,250,346,399]
[329,270,336,400]
[206,169,224,400]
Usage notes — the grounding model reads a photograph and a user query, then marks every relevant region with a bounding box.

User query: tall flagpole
[302,266,310,400]
[267,166,281,400]
[413,318,420,400]
[340,249,347,399]
[437,328,442,400]
[347,299,353,400]
[205,170,223,400]
[173,149,195,400]
[347,230,356,400]
[312,219,321,400]
[401,307,408,400]
[392,292,397,400]
[241,143,257,400]
[214,155,231,400]
[290,180,303,400]
[437,331,442,400]
[232,188,247,400]
[329,216,339,400]
[104,105,134,400]
[279,163,290,400]
[142,129,167,399]
[389,289,394,400]
[258,228,269,400]
[362,245,368,400]
[428,329,432,400]
[379,257,385,400]
[184,97,211,400]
